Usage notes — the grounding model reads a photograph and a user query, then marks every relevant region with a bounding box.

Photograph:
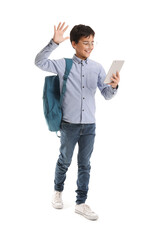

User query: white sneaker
[51,191,63,209]
[75,203,98,220]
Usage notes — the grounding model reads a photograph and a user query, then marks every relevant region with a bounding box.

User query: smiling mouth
[85,50,91,53]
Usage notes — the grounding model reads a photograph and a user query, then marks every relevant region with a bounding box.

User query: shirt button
[82,109,84,111]
[83,97,85,99]
[82,75,84,77]
[82,86,84,88]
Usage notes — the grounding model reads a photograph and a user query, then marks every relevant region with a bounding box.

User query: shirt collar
[72,54,88,64]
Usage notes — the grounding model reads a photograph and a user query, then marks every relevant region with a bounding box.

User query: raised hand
[53,22,70,44]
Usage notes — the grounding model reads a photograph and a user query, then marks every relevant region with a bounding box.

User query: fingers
[110,77,116,83]
[116,71,120,78]
[112,73,118,80]
[111,75,118,82]
[56,22,68,31]
[63,25,69,32]
[110,78,118,86]
[111,72,120,82]
[59,22,65,30]
[64,36,70,40]
[110,72,120,88]
[57,22,61,30]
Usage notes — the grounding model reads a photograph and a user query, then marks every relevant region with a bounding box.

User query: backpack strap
[56,58,73,138]
[60,58,73,106]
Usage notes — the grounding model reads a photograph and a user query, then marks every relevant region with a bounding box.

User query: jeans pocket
[61,121,70,130]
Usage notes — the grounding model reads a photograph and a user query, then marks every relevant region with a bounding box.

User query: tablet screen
[104,60,124,84]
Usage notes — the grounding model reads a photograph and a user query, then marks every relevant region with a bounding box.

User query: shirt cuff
[50,38,59,46]
[111,84,119,93]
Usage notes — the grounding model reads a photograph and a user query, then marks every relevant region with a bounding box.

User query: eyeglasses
[79,40,96,48]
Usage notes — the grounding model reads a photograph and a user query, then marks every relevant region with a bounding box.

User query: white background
[0,0,160,239]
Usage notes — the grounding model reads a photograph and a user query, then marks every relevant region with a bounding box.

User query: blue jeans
[54,120,96,204]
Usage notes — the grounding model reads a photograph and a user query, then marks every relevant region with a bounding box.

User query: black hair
[70,24,95,44]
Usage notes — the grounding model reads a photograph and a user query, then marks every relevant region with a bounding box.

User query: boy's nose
[86,44,94,50]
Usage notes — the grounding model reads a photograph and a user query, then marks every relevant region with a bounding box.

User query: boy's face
[72,35,94,60]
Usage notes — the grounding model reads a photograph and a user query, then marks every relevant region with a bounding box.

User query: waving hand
[53,22,70,44]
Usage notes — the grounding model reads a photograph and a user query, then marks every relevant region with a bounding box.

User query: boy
[35,22,120,220]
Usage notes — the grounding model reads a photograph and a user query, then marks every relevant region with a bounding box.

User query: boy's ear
[71,41,76,49]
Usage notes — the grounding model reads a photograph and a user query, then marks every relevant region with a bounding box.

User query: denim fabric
[54,120,96,204]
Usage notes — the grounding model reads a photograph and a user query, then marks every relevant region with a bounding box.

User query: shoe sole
[52,202,63,209]
[75,209,98,221]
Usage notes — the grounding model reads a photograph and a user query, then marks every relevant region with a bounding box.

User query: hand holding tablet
[104,60,124,84]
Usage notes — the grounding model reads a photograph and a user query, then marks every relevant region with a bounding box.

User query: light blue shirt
[35,39,118,124]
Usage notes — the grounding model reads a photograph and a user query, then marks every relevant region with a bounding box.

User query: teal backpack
[43,58,73,137]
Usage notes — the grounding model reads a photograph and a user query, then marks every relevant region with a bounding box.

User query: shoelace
[54,192,61,202]
[83,204,94,213]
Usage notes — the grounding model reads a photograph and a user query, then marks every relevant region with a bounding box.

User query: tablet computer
[104,60,124,84]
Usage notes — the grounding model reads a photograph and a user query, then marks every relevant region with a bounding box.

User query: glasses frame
[79,40,95,48]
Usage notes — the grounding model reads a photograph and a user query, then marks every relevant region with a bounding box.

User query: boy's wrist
[49,39,59,50]
[112,84,118,90]
[52,39,59,45]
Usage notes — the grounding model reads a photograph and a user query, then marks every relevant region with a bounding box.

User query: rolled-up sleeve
[97,64,118,100]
